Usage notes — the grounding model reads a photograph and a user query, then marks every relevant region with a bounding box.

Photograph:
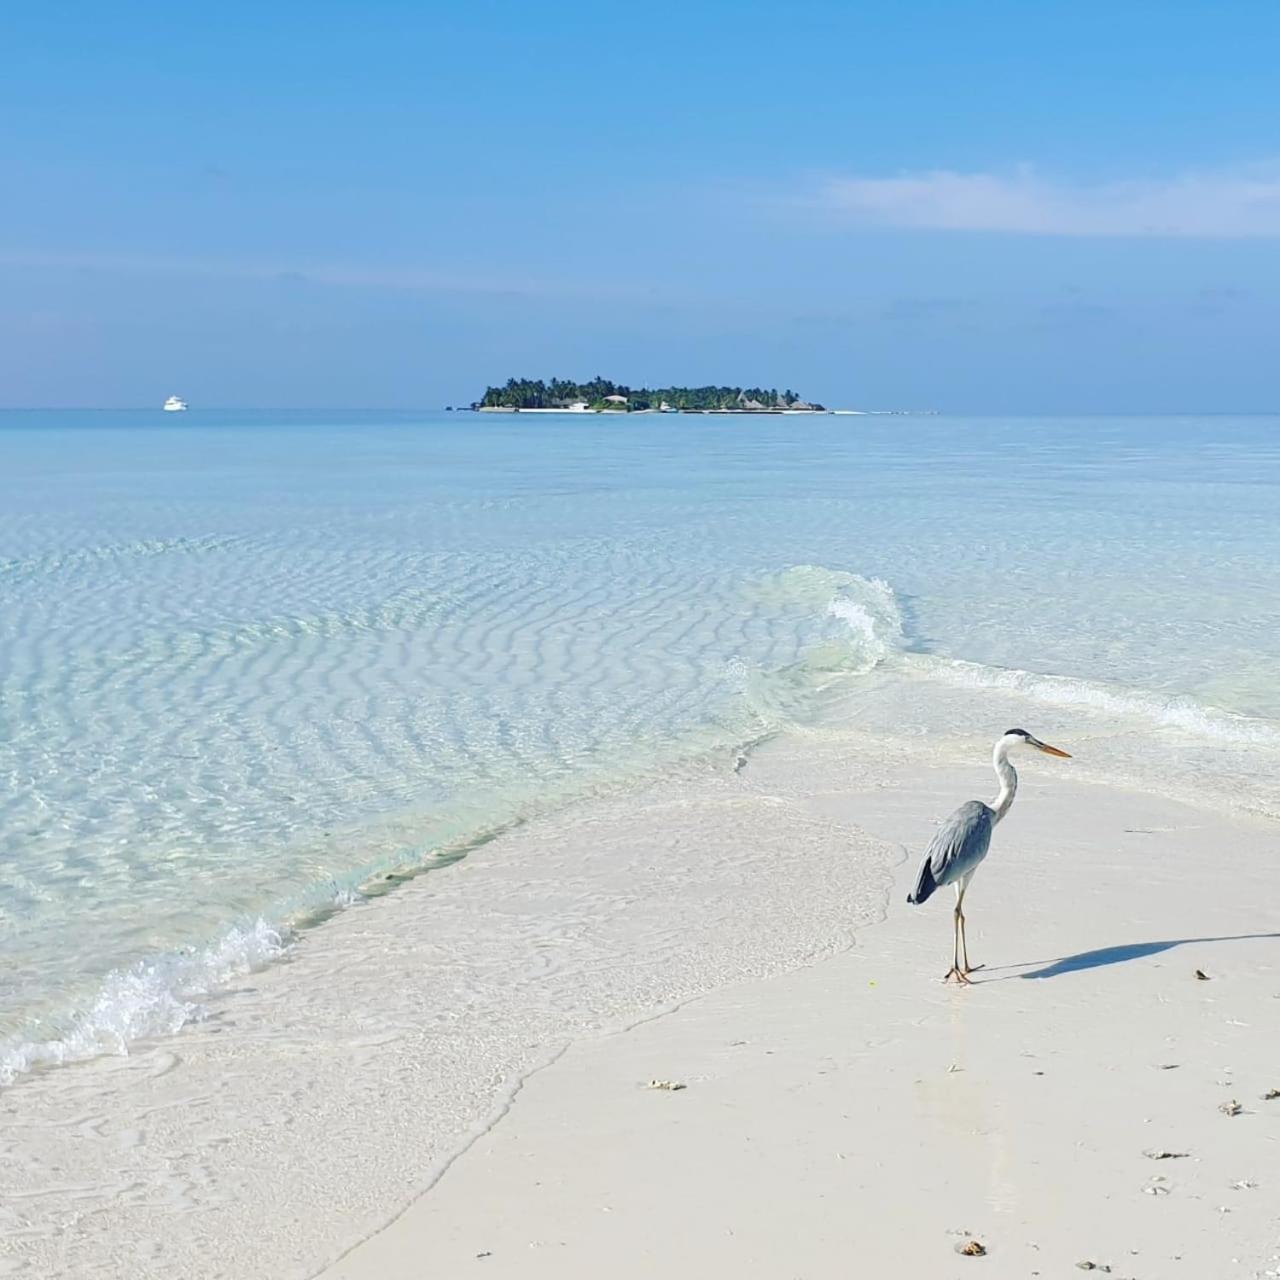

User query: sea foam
[0,919,289,1085]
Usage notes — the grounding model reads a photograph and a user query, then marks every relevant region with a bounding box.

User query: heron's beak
[1031,738,1072,758]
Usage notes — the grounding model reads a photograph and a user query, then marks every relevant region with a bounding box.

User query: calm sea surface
[2,410,1278,1079]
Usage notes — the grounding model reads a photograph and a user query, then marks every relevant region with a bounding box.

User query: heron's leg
[942,893,960,978]
[943,887,972,984]
[957,881,984,975]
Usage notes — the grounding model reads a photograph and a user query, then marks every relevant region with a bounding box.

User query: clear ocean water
[2,409,1278,1082]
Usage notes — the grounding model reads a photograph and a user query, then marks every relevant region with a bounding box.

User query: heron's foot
[962,963,985,975]
[942,966,974,985]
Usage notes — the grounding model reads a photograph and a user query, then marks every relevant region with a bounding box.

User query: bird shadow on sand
[980,932,1280,981]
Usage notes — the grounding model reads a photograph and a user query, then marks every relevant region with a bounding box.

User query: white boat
[163,396,188,412]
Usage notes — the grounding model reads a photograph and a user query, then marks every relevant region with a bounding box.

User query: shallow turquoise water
[1,410,1278,1077]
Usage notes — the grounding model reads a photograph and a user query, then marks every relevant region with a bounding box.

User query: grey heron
[907,728,1071,983]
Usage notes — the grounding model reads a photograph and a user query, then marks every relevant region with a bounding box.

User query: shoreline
[9,584,1278,1093]
[0,721,897,1278]
[3,697,1277,1278]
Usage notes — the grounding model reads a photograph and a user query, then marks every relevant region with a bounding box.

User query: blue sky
[5,1,1280,410]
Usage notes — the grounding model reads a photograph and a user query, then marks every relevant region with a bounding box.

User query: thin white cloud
[0,249,581,299]
[818,165,1280,237]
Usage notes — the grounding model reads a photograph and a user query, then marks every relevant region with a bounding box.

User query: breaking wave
[0,919,289,1086]
[807,568,1280,749]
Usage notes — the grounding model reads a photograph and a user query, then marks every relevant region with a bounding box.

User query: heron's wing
[924,800,994,888]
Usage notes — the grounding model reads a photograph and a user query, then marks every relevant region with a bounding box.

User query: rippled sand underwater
[1,409,1278,1080]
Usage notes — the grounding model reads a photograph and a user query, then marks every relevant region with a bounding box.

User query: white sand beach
[318,741,1280,1280]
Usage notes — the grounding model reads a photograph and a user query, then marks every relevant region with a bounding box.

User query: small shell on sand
[1262,1088,1279,1101]
[1194,969,1210,980]
[955,1239,986,1256]
[1076,1265,1112,1274]
[1144,1150,1189,1160]
[1219,1099,1243,1116]
[646,1079,686,1091]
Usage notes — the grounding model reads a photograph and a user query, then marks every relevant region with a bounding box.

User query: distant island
[472,376,825,413]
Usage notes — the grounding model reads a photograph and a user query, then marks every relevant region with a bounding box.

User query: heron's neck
[991,742,1017,823]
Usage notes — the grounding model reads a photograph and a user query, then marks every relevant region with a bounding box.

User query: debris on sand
[1076,1265,1112,1274]
[1144,1149,1189,1160]
[1143,1177,1171,1196]
[1262,1088,1280,1101]
[1194,969,1210,980]
[1219,1099,1243,1116]
[955,1239,987,1256]
[646,1079,686,1091]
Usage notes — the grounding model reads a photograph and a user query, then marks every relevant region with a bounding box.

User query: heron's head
[1002,728,1072,758]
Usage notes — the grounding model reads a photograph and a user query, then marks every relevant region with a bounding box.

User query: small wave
[905,654,1280,746]
[745,564,904,672]
[824,575,903,669]
[725,570,905,726]
[0,919,289,1087]
[804,566,1280,749]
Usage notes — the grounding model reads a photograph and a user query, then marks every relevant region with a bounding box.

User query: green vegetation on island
[475,376,824,413]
